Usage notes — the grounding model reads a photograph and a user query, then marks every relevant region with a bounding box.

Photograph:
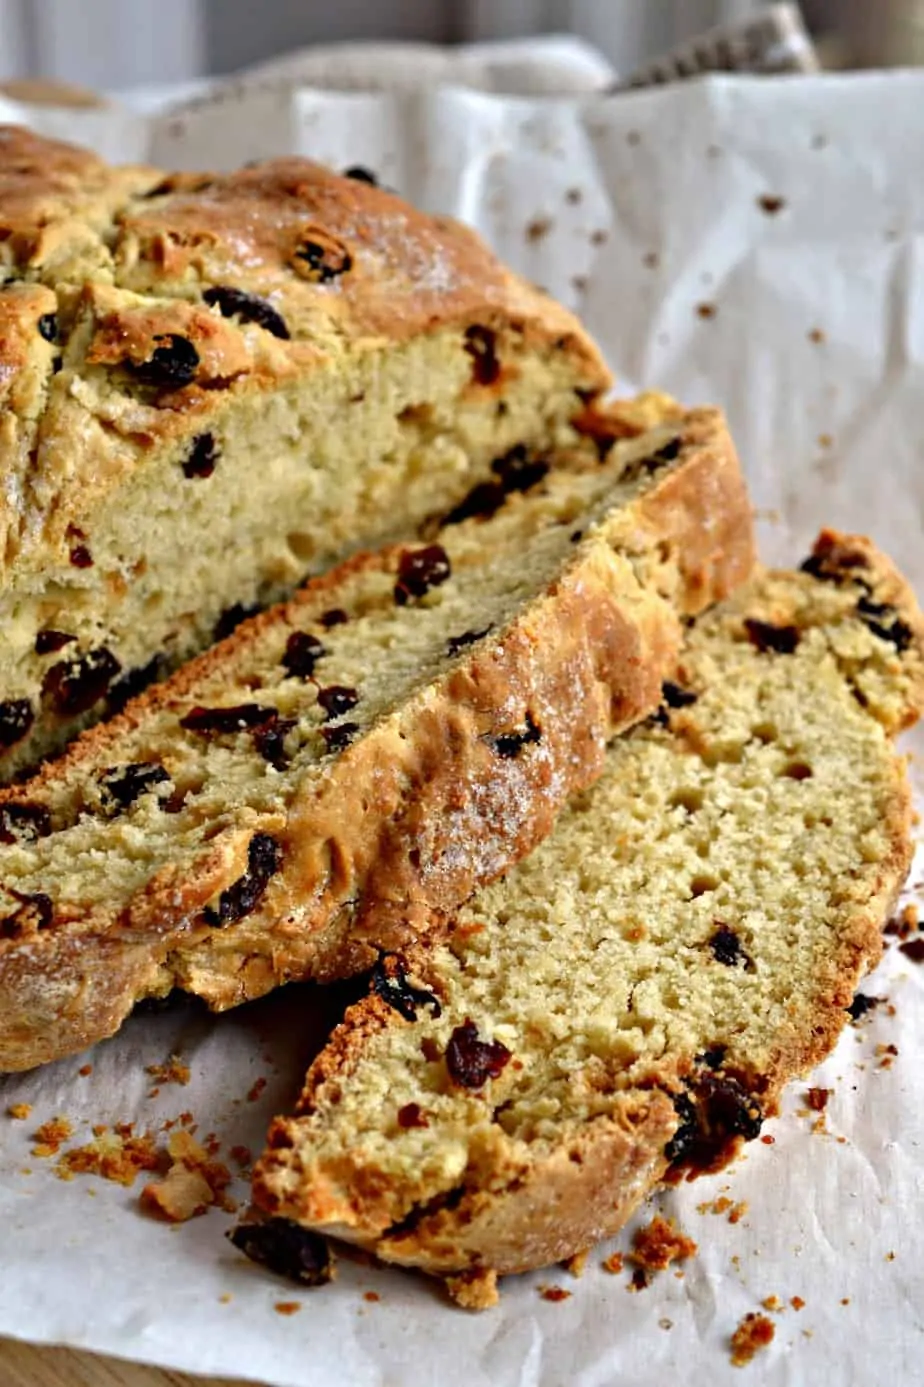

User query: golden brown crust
[0,411,752,1071]
[248,534,924,1292]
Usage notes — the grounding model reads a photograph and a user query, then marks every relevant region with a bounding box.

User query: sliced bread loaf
[249,532,924,1303]
[0,406,752,1072]
[0,125,613,778]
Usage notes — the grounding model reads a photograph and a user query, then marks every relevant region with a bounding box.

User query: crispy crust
[249,534,924,1289]
[0,410,753,1071]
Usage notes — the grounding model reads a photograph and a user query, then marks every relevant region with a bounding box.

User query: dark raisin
[697,1045,727,1070]
[570,529,583,543]
[710,925,744,966]
[252,716,296,770]
[394,545,451,605]
[662,681,697,709]
[665,1075,762,1170]
[37,312,57,342]
[180,704,277,736]
[648,437,682,466]
[899,938,924,963]
[491,444,549,494]
[35,629,75,655]
[491,712,542,759]
[98,762,170,813]
[446,627,492,657]
[42,648,121,716]
[0,888,53,939]
[320,609,348,628]
[320,722,358,752]
[397,1102,428,1129]
[203,286,290,340]
[847,992,880,1021]
[52,356,63,373]
[463,325,500,385]
[183,432,219,479]
[0,802,51,844]
[282,631,325,679]
[127,334,199,388]
[317,685,359,720]
[664,1092,700,1163]
[371,952,442,1022]
[293,237,352,283]
[856,597,913,652]
[0,698,34,749]
[744,619,800,655]
[229,1219,333,1286]
[69,544,93,569]
[214,602,260,642]
[204,832,282,928]
[800,545,870,586]
[442,479,506,527]
[445,1019,511,1089]
[343,165,379,185]
[107,655,163,714]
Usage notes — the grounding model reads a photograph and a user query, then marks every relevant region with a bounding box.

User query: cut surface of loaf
[0,406,753,1072]
[0,125,614,778]
[250,532,924,1301]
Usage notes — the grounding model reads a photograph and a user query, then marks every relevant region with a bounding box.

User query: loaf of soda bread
[0,405,753,1072]
[0,124,615,779]
[247,532,924,1304]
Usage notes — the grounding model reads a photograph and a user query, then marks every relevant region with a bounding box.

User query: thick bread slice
[0,125,612,779]
[250,532,924,1300]
[0,406,752,1072]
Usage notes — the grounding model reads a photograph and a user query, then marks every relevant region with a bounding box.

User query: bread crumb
[730,1313,775,1366]
[538,1285,572,1303]
[31,1117,73,1157]
[140,1130,233,1220]
[841,1297,850,1306]
[728,1201,748,1225]
[565,187,582,205]
[445,1267,498,1310]
[229,1145,252,1168]
[7,1103,31,1120]
[526,217,552,243]
[247,1077,267,1103]
[791,1296,805,1310]
[78,1064,93,1076]
[808,327,826,344]
[363,1291,380,1303]
[762,1295,782,1312]
[562,1249,588,1278]
[274,1301,301,1316]
[806,1087,830,1112]
[628,1268,649,1292]
[219,1293,232,1305]
[817,433,833,449]
[757,194,786,215]
[886,1251,896,1261]
[696,302,717,320]
[58,1129,161,1186]
[659,1317,673,1330]
[602,1251,624,1274]
[760,1134,775,1145]
[630,1216,697,1273]
[898,938,924,963]
[146,1054,190,1087]
[885,904,918,938]
[643,251,660,269]
[590,229,608,246]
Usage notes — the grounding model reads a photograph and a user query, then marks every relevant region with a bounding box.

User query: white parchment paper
[1,61,923,1387]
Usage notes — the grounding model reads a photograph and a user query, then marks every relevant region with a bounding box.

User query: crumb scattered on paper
[730,1313,775,1366]
[31,1118,73,1157]
[630,1217,698,1273]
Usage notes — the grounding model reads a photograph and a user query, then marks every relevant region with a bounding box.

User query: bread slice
[249,532,924,1303]
[0,125,613,779]
[0,406,752,1072]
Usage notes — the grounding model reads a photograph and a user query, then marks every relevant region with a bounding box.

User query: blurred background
[0,0,921,90]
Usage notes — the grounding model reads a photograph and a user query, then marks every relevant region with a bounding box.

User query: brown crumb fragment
[146,1054,190,1087]
[808,327,826,344]
[7,1103,31,1120]
[78,1064,93,1077]
[140,1130,234,1221]
[526,217,552,243]
[806,1087,830,1112]
[886,1251,896,1261]
[396,1102,428,1130]
[590,229,608,246]
[885,904,918,938]
[899,938,924,963]
[274,1301,301,1316]
[31,1117,73,1157]
[696,302,717,320]
[602,1251,624,1275]
[247,1077,267,1103]
[363,1291,380,1303]
[563,1249,588,1278]
[841,1297,850,1306]
[760,1134,775,1145]
[762,1295,782,1312]
[565,187,582,204]
[791,1296,805,1310]
[757,194,786,215]
[229,1145,252,1168]
[628,1268,649,1292]
[445,1267,498,1310]
[817,433,833,449]
[728,1201,748,1225]
[643,251,659,269]
[219,1293,232,1305]
[630,1216,697,1273]
[730,1313,775,1366]
[58,1129,161,1186]
[539,1285,572,1303]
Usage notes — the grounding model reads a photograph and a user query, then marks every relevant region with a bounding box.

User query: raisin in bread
[248,532,924,1303]
[0,125,614,779]
[0,407,751,1072]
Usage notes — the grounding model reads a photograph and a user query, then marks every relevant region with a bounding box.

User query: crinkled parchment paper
[1,58,924,1387]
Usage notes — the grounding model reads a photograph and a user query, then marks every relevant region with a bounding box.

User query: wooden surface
[0,1339,261,1387]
